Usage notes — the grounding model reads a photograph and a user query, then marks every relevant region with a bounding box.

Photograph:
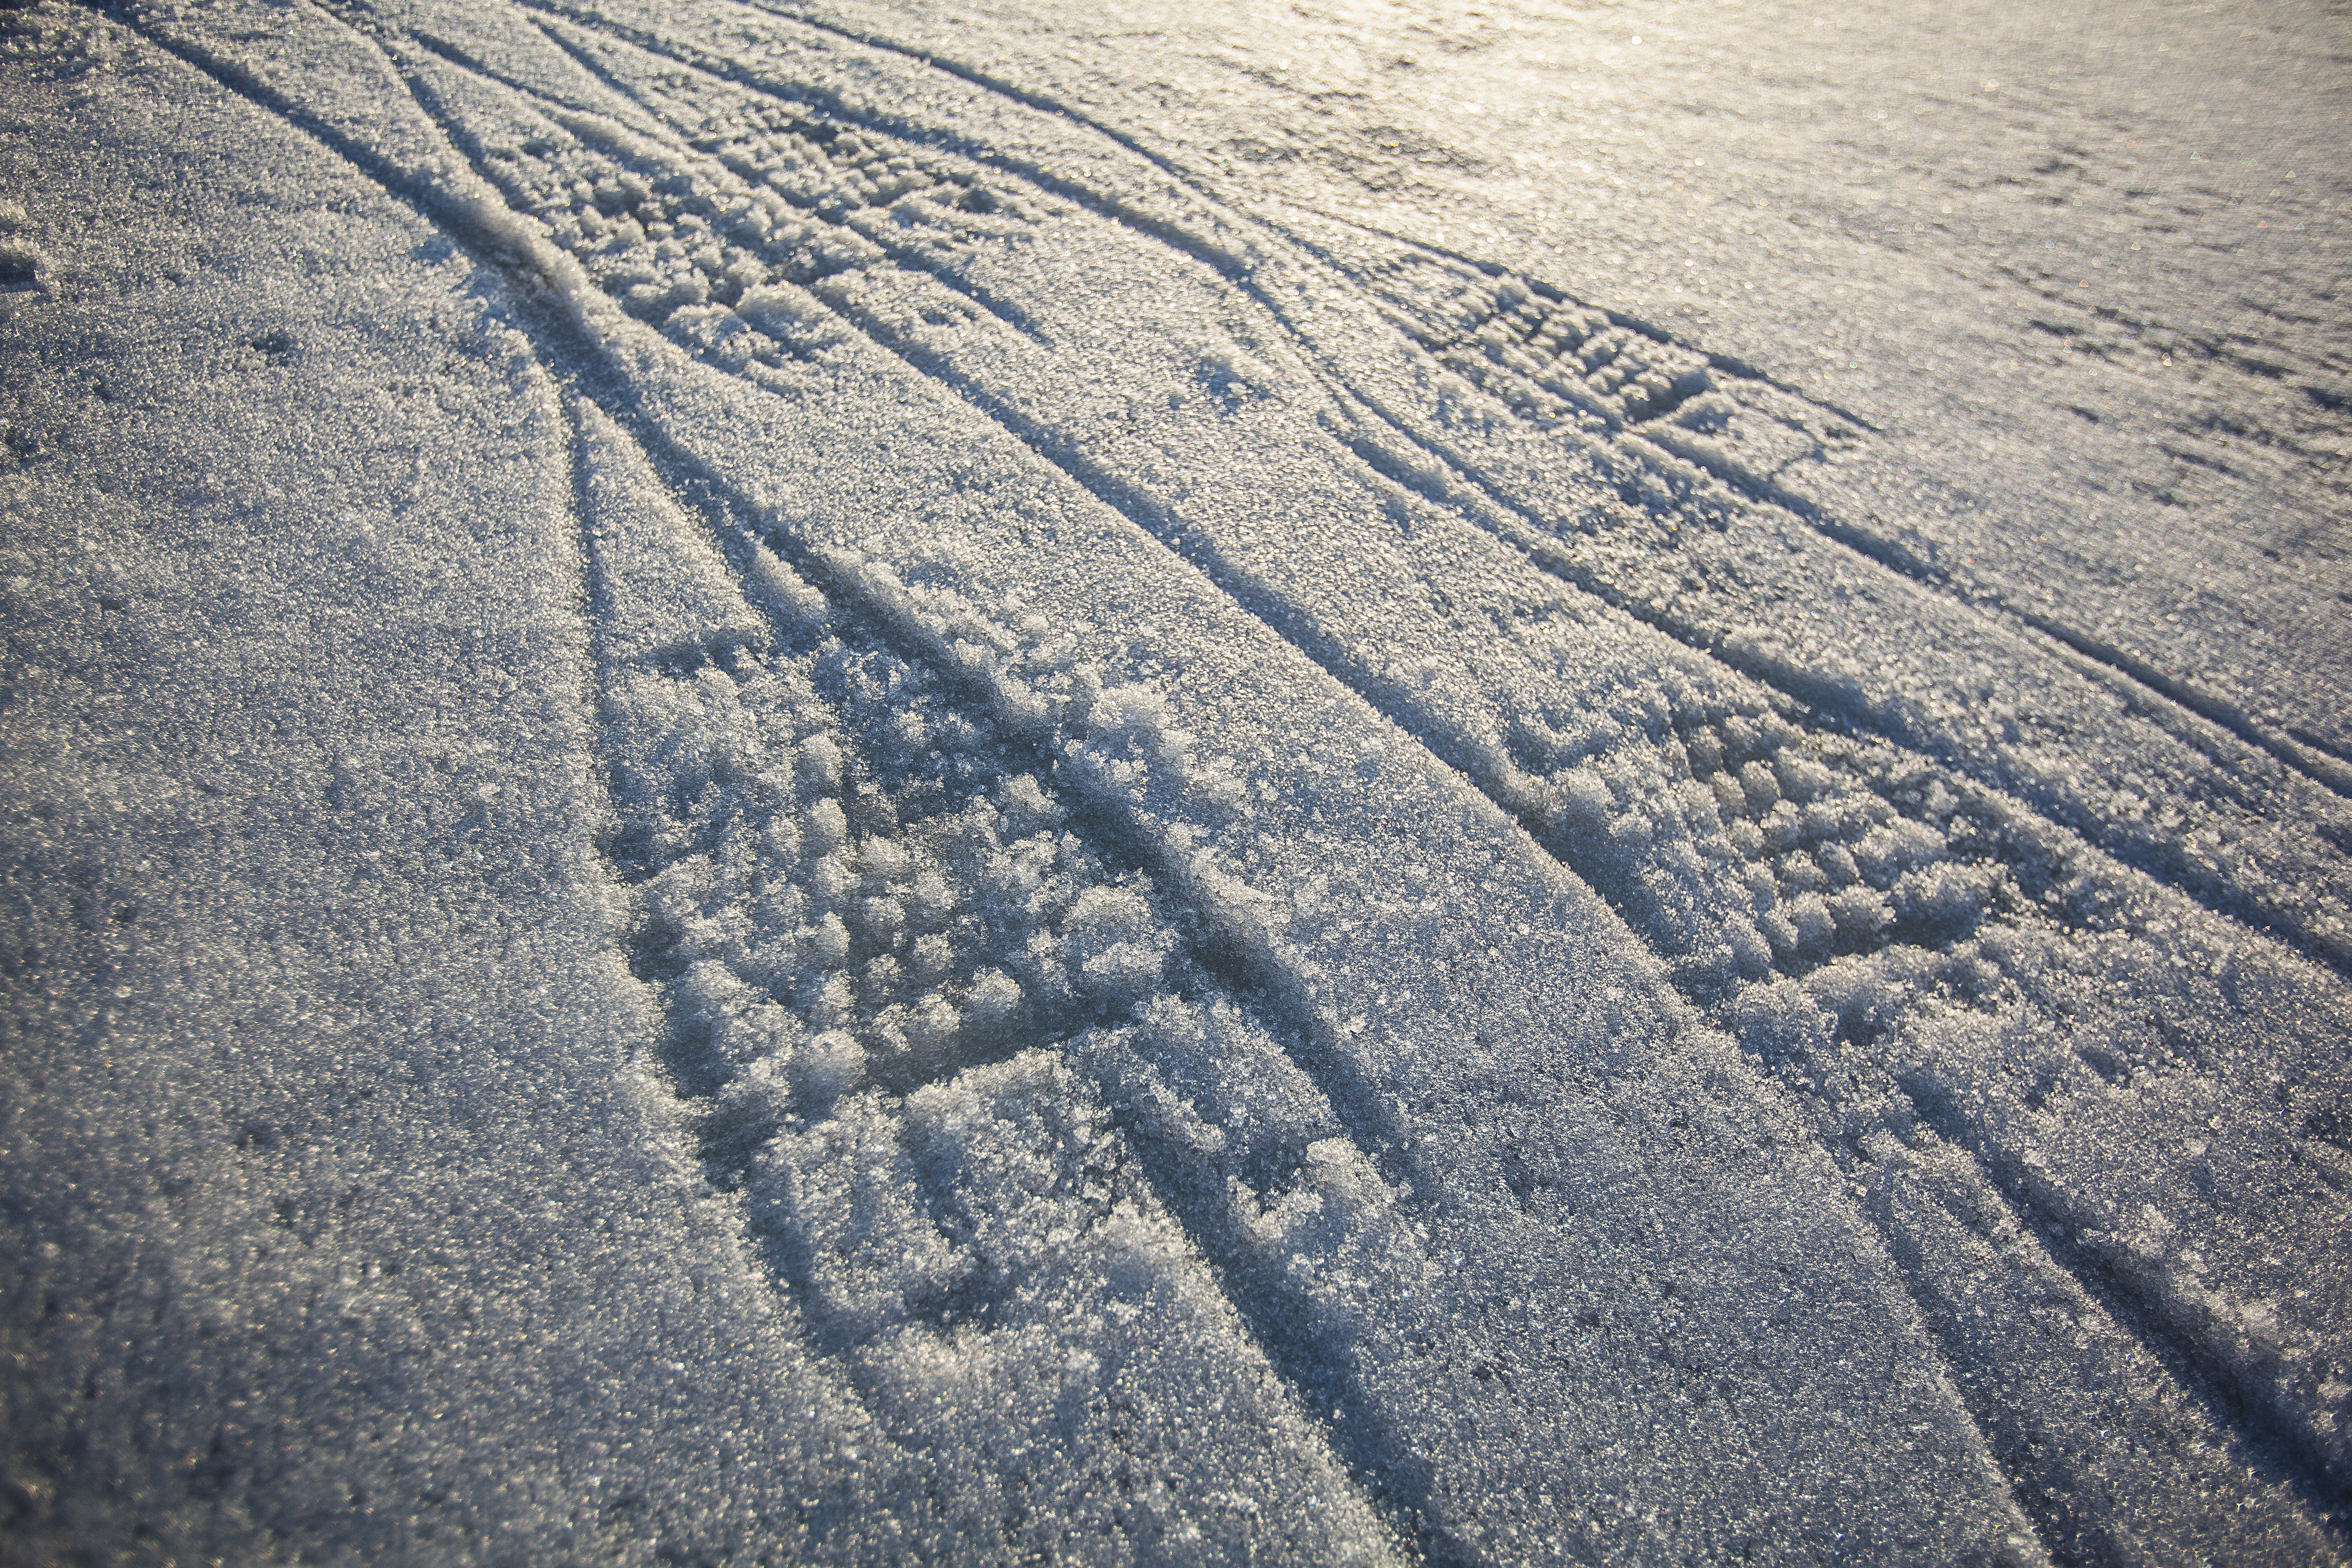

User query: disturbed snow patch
[578,401,1410,1562]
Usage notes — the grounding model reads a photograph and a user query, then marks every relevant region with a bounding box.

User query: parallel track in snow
[379,19,2351,1525]
[429,8,2352,1546]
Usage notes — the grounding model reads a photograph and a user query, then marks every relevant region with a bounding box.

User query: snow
[2,0,2346,1562]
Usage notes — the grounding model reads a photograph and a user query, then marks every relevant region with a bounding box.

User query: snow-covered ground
[1,0,2345,1561]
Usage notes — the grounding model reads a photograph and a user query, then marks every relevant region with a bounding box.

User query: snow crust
[3,0,2347,1562]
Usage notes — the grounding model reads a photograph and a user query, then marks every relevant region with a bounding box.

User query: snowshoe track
[570,394,1434,1557]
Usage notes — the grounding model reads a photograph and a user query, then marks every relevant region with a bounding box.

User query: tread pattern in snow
[436,7,2352,1546]
[575,398,1416,1560]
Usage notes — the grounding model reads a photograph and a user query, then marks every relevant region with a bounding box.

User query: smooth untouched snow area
[0,0,2345,1562]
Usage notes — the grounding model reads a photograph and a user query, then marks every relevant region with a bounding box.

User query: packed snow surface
[2,0,2347,1561]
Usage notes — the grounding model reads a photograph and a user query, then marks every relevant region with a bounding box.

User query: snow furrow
[1999,603,2352,802]
[1861,1134,2344,1564]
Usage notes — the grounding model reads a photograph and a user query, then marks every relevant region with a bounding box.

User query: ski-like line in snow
[221,0,2352,1533]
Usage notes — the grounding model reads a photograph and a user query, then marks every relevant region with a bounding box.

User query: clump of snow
[0,197,42,289]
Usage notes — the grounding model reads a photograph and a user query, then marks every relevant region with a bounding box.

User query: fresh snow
[2,0,2346,1563]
